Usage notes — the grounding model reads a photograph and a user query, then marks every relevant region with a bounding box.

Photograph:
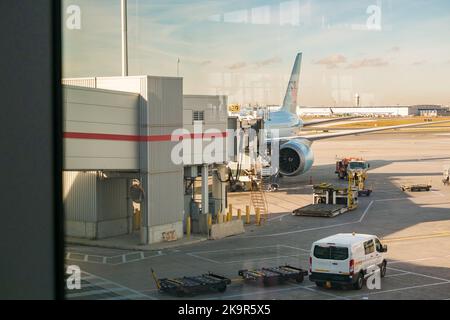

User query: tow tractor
[335,157,369,180]
[336,157,372,196]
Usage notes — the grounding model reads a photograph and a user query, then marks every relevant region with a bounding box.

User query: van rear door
[312,244,350,274]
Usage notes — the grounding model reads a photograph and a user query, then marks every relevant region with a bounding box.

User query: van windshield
[314,245,349,260]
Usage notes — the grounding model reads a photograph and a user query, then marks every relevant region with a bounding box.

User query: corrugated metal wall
[97,178,129,221]
[148,171,184,226]
[63,171,97,222]
[146,77,184,227]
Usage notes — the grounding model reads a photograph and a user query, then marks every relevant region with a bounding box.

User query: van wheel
[353,273,364,290]
[380,261,387,278]
[315,281,324,287]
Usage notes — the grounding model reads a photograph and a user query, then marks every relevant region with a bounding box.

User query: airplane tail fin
[280,52,302,114]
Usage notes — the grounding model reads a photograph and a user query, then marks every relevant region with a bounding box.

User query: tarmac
[65,132,450,300]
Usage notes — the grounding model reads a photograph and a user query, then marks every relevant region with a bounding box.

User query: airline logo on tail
[280,53,302,114]
[290,80,298,105]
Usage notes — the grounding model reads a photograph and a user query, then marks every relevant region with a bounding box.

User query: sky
[62,0,450,107]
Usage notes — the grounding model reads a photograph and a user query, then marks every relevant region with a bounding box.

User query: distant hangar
[298,105,450,117]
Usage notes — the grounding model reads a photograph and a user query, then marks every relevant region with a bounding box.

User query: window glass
[375,238,382,252]
[364,240,375,255]
[314,245,349,260]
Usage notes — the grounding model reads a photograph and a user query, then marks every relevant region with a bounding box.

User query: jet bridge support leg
[201,164,209,215]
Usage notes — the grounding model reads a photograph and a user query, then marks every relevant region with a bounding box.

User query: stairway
[250,177,269,224]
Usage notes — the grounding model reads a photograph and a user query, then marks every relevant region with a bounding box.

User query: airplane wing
[302,116,361,127]
[271,119,450,142]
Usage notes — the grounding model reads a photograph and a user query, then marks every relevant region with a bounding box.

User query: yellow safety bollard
[228,211,232,222]
[228,204,233,216]
[256,208,261,226]
[237,208,242,220]
[223,213,227,223]
[133,208,141,231]
[207,213,212,229]
[186,216,191,238]
[245,205,250,224]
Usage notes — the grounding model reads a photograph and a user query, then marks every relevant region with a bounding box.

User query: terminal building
[298,105,450,117]
[62,76,230,245]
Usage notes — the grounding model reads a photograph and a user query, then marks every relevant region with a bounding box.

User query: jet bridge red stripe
[64,132,228,142]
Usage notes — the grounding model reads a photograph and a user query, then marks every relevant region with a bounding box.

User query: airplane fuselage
[264,110,304,138]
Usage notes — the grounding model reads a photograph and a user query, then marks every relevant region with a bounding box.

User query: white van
[309,233,388,290]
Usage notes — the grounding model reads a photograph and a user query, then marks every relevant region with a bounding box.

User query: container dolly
[151,269,231,297]
[238,265,308,286]
[401,184,431,192]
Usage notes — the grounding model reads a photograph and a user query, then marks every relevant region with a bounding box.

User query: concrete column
[126,178,133,234]
[201,164,209,214]
[140,173,149,244]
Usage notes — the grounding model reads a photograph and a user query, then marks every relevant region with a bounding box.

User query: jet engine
[279,139,314,176]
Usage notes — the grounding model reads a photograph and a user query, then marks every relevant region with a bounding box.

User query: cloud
[199,60,212,66]
[411,60,426,66]
[314,54,347,69]
[228,62,247,70]
[389,46,400,52]
[347,58,389,69]
[255,56,282,68]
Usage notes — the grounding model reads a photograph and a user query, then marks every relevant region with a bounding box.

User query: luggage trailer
[151,269,231,297]
[238,265,308,286]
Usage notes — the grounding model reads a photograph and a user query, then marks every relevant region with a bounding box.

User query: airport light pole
[121,0,128,76]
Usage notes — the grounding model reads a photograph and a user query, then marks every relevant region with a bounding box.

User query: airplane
[261,52,450,177]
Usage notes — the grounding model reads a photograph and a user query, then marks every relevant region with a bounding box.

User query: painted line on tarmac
[266,193,310,207]
[243,220,360,238]
[267,213,292,222]
[65,250,165,266]
[388,253,450,265]
[383,272,411,278]
[374,197,408,202]
[225,253,309,264]
[278,245,311,252]
[382,232,450,243]
[187,245,309,264]
[242,201,374,238]
[78,270,157,300]
[358,200,374,222]
[346,281,450,299]
[203,283,316,300]
[431,190,446,197]
[67,287,130,298]
[387,266,450,282]
[301,285,350,300]
[186,253,221,264]
[102,293,153,300]
[187,244,299,255]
